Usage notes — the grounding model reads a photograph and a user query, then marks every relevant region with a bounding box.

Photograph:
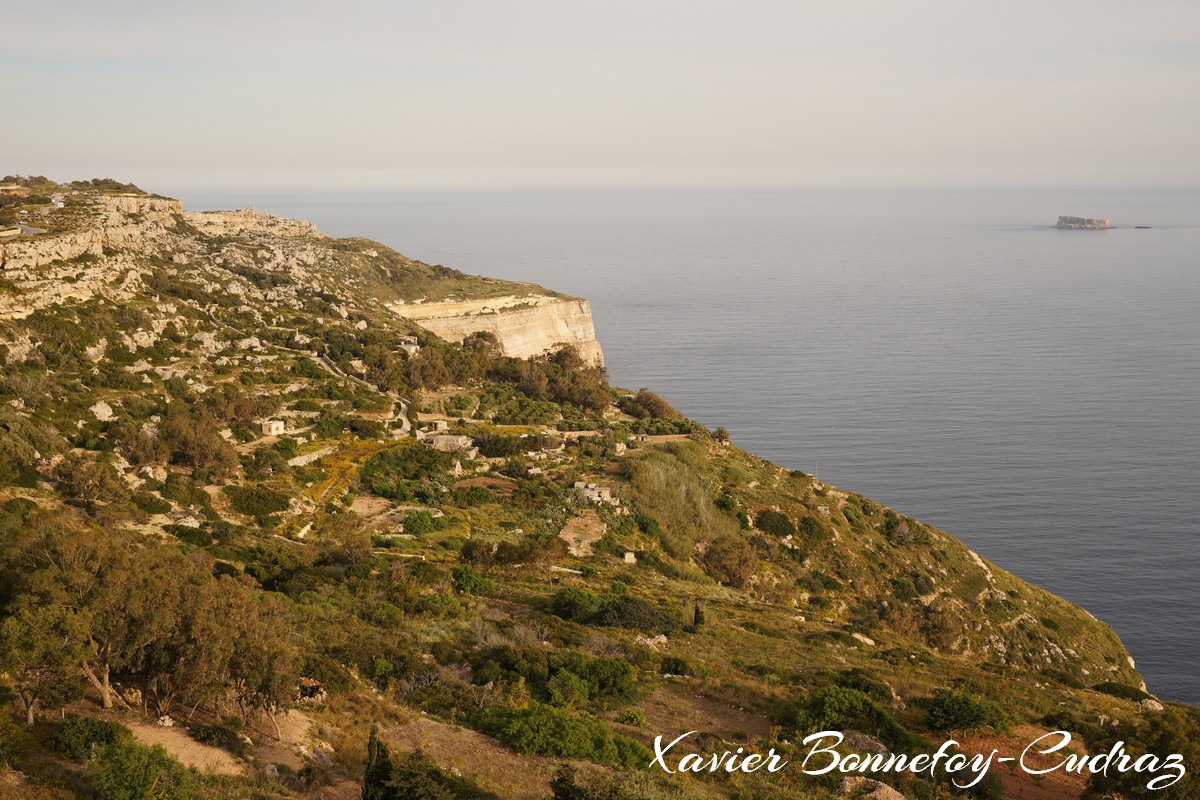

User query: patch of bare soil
[249,709,318,772]
[959,724,1087,800]
[349,494,397,518]
[558,509,606,557]
[125,719,244,776]
[634,684,773,744]
[382,715,612,800]
[453,476,517,494]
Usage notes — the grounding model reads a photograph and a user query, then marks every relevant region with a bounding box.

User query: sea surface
[187,187,1200,703]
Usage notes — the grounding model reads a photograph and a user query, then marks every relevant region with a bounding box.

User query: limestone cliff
[389,294,605,367]
[0,191,605,367]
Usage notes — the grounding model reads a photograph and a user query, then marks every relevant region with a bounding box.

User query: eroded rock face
[1055,216,1112,229]
[183,208,321,238]
[392,294,605,367]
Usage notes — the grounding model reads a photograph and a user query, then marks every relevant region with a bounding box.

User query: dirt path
[126,719,244,776]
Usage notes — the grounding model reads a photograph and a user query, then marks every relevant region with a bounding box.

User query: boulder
[839,777,906,800]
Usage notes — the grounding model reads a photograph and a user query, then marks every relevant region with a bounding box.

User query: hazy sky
[4,1,1198,191]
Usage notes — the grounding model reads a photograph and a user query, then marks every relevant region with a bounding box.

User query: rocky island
[1055,215,1113,229]
[0,176,1193,800]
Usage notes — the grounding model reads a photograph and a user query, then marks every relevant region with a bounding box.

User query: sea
[186,186,1200,704]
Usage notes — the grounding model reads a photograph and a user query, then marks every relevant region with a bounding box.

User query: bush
[361,441,454,501]
[755,509,796,537]
[613,709,646,728]
[660,656,694,676]
[403,510,441,536]
[131,491,172,515]
[474,703,650,768]
[550,587,600,621]
[782,686,920,753]
[699,535,757,587]
[1092,681,1152,702]
[54,714,132,761]
[224,484,290,525]
[619,389,682,420]
[450,564,492,595]
[91,740,193,800]
[0,713,32,767]
[922,689,1009,732]
[589,595,681,634]
[190,723,249,758]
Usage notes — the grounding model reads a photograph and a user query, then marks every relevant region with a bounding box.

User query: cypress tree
[363,726,393,800]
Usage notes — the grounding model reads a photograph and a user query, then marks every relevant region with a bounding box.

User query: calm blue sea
[187,187,1200,703]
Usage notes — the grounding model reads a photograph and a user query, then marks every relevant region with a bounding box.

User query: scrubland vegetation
[0,183,1192,800]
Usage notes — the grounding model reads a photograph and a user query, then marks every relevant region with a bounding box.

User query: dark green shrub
[782,686,921,753]
[223,484,289,525]
[54,714,132,761]
[0,713,33,767]
[450,564,491,595]
[190,723,249,758]
[922,689,1009,732]
[589,595,680,634]
[474,703,649,768]
[550,587,600,621]
[403,510,441,536]
[91,740,193,800]
[660,656,694,676]
[1092,681,1152,702]
[755,509,796,537]
[131,491,172,515]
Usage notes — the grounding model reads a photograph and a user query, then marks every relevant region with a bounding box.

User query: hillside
[0,178,1193,800]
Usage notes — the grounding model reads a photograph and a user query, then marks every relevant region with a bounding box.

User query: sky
[3,0,1199,191]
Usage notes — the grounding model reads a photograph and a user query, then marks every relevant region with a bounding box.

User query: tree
[620,389,682,420]
[226,591,299,736]
[20,525,135,709]
[692,601,705,629]
[699,535,757,588]
[0,605,86,726]
[363,726,393,800]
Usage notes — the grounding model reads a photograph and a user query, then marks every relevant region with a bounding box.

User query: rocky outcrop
[0,195,181,271]
[1055,216,1112,229]
[390,294,604,367]
[183,208,321,238]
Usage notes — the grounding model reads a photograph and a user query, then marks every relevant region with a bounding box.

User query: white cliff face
[183,208,321,238]
[2,193,606,367]
[0,196,182,271]
[391,294,605,367]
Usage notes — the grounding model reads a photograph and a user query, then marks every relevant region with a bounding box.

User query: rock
[851,632,876,647]
[85,338,108,361]
[843,731,889,756]
[1141,698,1164,712]
[391,294,605,367]
[156,715,175,727]
[89,400,115,421]
[839,777,906,800]
[1055,216,1112,229]
[191,332,227,354]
